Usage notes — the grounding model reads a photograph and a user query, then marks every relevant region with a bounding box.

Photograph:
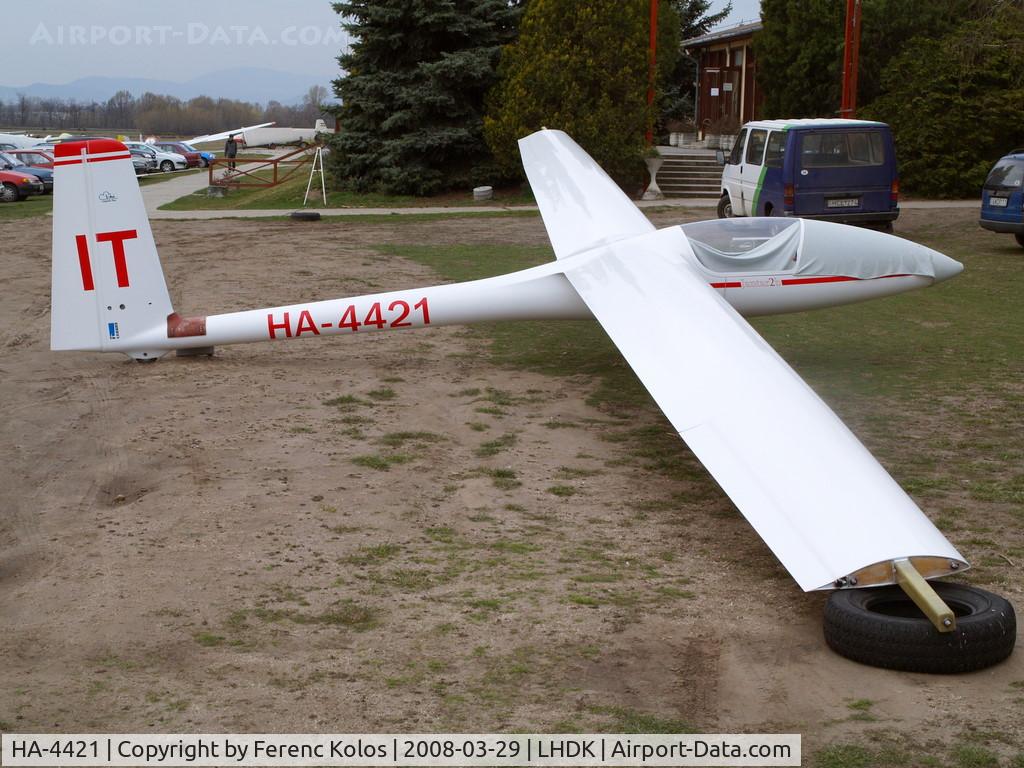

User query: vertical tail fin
[51,139,174,359]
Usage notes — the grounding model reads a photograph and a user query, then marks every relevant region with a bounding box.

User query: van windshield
[800,131,884,168]
[985,159,1024,189]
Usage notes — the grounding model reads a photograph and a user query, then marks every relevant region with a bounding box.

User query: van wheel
[1015,233,1024,249]
[764,203,774,217]
[717,194,734,219]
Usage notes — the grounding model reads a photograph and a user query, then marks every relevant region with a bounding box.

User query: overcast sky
[1,0,758,86]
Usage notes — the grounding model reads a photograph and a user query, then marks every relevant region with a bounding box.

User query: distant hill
[0,67,334,106]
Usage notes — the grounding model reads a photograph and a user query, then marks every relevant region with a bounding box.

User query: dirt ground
[1,212,1021,760]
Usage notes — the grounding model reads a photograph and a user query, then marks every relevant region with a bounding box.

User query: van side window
[765,131,785,168]
[729,129,746,165]
[802,131,884,167]
[745,129,768,166]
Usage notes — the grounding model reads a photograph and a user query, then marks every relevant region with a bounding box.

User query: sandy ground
[1,212,1021,758]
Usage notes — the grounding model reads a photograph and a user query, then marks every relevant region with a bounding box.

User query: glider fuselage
[135,225,942,357]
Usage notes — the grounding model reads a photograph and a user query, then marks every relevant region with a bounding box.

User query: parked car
[124,141,187,172]
[979,149,1024,249]
[151,141,202,168]
[6,148,54,170]
[0,169,45,201]
[129,148,159,176]
[0,151,53,193]
[179,141,216,167]
[716,118,900,230]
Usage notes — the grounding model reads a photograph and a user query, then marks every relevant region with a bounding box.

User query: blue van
[716,119,900,230]
[979,150,1024,248]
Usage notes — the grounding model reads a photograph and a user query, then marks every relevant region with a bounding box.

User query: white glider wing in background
[187,122,276,145]
[520,130,964,591]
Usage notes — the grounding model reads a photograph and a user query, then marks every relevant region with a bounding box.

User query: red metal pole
[646,0,659,145]
[840,0,861,118]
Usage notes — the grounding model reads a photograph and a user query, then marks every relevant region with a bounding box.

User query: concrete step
[654,153,725,198]
[660,182,720,190]
[656,190,721,199]
[660,158,721,167]
[658,170,722,179]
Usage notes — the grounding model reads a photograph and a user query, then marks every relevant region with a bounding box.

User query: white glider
[187,122,276,146]
[49,132,967,594]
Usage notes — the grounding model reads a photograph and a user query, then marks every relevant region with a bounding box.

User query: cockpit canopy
[681,218,800,274]
[680,218,940,280]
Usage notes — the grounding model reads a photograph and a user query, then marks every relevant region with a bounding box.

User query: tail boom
[121,262,590,356]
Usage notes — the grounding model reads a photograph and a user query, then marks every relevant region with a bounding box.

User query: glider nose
[931,251,964,284]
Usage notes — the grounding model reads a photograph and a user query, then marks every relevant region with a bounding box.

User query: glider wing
[188,122,275,145]
[520,130,964,591]
[519,131,654,259]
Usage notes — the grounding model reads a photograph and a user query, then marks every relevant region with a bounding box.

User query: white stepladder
[302,144,327,207]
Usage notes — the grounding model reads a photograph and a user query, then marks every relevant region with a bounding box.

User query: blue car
[979,150,1024,249]
[179,141,216,167]
[0,150,53,193]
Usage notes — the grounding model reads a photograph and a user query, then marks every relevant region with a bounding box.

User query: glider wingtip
[519,127,568,147]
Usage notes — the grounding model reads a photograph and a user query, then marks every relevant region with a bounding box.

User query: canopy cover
[682,218,939,280]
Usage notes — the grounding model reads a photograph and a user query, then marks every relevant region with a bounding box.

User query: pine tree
[484,0,679,188]
[329,1,520,196]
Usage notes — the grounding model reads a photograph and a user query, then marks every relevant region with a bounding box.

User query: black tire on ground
[1015,232,1024,249]
[160,160,174,173]
[290,210,321,222]
[717,193,733,218]
[0,183,19,203]
[824,582,1015,673]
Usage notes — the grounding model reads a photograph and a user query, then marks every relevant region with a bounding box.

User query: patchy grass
[379,431,442,448]
[242,601,379,631]
[474,433,517,457]
[556,466,602,479]
[587,705,693,734]
[323,394,366,410]
[193,632,225,647]
[352,453,413,471]
[344,543,401,565]
[475,467,521,490]
[0,194,52,221]
[546,484,578,497]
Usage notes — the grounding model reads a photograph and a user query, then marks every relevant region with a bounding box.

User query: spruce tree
[484,0,679,189]
[329,1,520,195]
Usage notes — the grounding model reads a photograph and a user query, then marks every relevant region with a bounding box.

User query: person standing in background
[225,134,239,170]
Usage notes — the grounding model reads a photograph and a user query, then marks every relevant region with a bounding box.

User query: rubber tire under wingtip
[824,582,1015,673]
[290,211,321,222]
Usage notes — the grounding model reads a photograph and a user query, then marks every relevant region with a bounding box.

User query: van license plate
[989,197,1008,207]
[827,197,860,208]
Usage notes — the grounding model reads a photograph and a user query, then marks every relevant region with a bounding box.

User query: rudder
[51,139,173,358]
